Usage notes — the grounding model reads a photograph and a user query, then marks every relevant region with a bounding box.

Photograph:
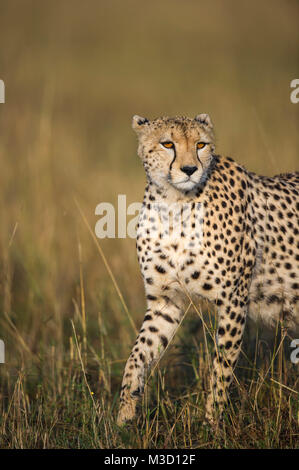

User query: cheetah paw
[117,398,138,426]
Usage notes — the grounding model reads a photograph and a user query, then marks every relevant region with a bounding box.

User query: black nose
[180,166,198,176]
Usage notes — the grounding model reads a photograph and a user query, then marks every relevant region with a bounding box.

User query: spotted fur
[117,114,299,426]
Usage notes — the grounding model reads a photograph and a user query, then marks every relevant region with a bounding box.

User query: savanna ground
[0,0,298,449]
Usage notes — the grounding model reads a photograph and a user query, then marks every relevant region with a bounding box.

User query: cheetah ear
[132,115,150,133]
[194,113,213,130]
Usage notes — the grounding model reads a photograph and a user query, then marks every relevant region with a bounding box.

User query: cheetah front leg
[117,294,184,426]
[205,293,248,425]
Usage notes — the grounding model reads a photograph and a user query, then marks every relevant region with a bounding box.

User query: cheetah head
[132,114,215,192]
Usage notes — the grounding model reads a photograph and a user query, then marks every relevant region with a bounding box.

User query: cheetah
[117,114,299,426]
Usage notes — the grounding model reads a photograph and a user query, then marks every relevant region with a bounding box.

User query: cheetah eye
[197,142,207,150]
[161,141,174,149]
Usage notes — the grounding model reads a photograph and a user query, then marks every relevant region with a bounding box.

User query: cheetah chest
[137,201,220,300]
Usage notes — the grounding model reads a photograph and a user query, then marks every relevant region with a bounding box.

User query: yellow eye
[197,142,207,149]
[162,141,174,149]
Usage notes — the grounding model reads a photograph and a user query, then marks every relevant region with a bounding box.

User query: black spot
[155,310,174,324]
[131,387,142,397]
[203,283,213,290]
[147,295,157,301]
[160,335,168,348]
[155,265,166,274]
[191,271,200,279]
[149,326,158,333]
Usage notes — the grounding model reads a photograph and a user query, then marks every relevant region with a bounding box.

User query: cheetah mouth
[170,178,199,192]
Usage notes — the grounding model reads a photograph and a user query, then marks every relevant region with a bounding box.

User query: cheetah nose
[180,166,198,176]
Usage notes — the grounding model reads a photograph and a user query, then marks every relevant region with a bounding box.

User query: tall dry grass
[0,0,298,448]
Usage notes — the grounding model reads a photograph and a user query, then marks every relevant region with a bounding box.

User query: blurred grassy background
[0,0,298,448]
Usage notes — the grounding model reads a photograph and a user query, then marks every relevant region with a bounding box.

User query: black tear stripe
[197,155,204,172]
[169,146,177,171]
